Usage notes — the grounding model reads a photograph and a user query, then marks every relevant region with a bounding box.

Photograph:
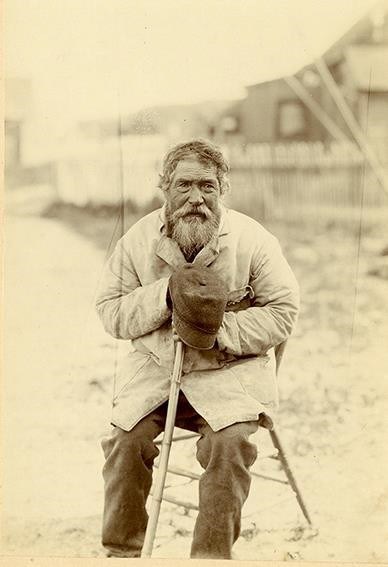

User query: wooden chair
[154,341,313,527]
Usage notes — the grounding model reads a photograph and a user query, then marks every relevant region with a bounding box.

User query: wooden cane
[141,340,185,558]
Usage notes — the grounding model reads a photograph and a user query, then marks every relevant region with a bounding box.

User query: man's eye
[203,183,215,192]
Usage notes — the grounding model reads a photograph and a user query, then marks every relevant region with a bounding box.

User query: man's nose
[188,185,204,204]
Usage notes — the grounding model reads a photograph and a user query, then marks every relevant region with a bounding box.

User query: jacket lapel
[155,205,187,269]
[155,235,187,269]
[194,206,231,267]
[193,237,220,267]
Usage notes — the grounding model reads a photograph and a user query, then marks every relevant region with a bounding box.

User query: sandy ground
[2,188,388,561]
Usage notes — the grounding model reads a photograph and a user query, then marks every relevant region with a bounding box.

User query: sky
[5,0,380,128]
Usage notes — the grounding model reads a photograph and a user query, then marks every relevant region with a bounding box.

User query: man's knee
[101,424,159,466]
[197,421,259,469]
[216,422,258,466]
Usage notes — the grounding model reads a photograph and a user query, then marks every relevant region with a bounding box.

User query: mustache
[172,203,212,220]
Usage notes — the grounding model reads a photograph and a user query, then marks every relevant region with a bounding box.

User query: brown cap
[169,264,228,350]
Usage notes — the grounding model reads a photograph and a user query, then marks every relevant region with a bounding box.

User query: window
[277,100,308,140]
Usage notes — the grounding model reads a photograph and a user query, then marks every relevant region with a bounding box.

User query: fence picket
[227,141,385,220]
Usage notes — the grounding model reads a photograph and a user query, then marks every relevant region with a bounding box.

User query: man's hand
[171,323,180,343]
[167,264,228,350]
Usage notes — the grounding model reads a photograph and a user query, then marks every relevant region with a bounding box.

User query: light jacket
[96,205,300,432]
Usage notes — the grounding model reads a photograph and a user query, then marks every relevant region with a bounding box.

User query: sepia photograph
[2,0,388,563]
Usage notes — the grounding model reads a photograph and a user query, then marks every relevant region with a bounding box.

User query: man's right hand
[167,264,228,350]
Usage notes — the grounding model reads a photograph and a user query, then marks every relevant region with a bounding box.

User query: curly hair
[158,138,230,195]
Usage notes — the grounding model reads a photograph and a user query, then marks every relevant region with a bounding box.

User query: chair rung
[155,432,199,446]
[154,463,201,481]
[251,471,289,485]
[154,462,286,485]
[258,451,279,460]
[150,490,199,511]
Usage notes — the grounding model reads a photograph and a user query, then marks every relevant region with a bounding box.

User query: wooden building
[220,9,388,163]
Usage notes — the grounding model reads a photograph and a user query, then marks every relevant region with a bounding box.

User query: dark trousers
[101,392,259,559]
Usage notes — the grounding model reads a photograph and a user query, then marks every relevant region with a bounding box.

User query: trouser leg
[101,414,164,558]
[190,420,259,559]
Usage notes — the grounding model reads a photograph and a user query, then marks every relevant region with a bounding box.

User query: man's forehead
[173,157,218,178]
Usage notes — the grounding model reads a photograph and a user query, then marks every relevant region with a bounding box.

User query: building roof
[246,6,388,91]
[345,45,388,91]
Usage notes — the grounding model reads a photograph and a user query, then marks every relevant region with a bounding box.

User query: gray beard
[166,204,221,260]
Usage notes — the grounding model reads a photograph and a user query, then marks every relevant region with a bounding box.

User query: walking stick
[141,340,185,558]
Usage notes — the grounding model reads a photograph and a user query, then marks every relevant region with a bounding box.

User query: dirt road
[2,196,388,560]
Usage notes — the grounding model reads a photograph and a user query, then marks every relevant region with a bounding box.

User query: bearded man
[96,138,300,559]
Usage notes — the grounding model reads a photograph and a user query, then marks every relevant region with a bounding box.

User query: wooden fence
[53,138,387,220]
[54,134,166,207]
[225,141,387,221]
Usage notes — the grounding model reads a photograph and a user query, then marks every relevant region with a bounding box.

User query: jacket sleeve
[217,235,300,356]
[95,238,172,340]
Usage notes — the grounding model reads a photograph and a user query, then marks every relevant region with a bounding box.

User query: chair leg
[269,428,313,526]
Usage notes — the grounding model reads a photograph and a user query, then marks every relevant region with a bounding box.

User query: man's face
[167,157,221,216]
[165,156,222,258]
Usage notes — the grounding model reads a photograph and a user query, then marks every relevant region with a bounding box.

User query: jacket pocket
[113,351,152,402]
[228,355,277,406]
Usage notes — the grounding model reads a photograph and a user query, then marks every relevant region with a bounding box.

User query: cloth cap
[169,264,228,350]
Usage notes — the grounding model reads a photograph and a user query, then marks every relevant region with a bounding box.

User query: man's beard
[166,202,221,260]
